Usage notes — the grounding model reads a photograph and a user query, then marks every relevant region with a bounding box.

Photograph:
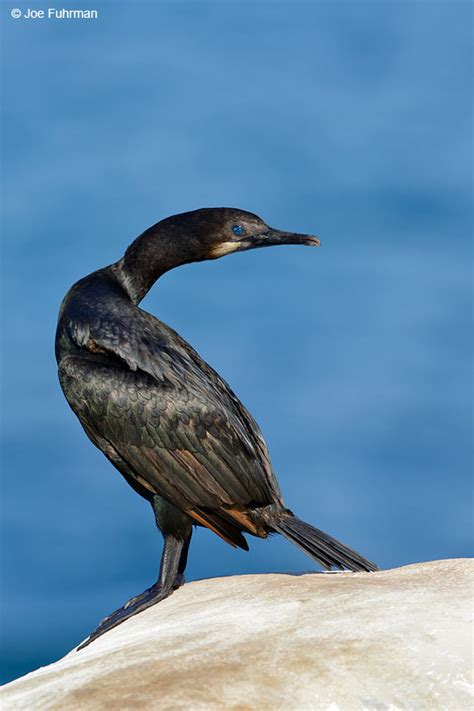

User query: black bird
[55,207,377,649]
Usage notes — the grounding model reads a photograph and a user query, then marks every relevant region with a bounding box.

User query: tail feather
[274,514,378,572]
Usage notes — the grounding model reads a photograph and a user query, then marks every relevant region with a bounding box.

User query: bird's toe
[77,582,177,650]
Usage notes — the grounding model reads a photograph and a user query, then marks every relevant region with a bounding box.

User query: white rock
[2,559,473,710]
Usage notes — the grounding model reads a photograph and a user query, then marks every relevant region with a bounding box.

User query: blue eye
[232,225,244,236]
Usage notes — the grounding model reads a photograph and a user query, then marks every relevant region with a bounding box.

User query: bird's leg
[149,495,193,592]
[119,529,191,610]
[173,527,192,589]
[77,501,193,650]
[77,533,187,650]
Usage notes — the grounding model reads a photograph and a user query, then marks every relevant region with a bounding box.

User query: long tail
[274,513,378,572]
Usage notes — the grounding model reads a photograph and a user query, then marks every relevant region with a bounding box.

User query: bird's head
[166,207,320,261]
[118,207,320,303]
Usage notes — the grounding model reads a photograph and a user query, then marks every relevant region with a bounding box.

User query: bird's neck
[110,225,195,304]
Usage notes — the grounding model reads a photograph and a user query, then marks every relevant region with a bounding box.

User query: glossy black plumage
[55,208,377,648]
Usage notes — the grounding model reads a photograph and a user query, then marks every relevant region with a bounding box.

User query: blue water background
[1,0,472,684]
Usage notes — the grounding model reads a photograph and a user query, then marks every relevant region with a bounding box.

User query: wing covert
[59,354,280,530]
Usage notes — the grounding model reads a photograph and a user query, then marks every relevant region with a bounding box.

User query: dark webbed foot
[78,507,193,650]
[77,575,185,650]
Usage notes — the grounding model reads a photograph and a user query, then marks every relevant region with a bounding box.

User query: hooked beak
[241,228,320,249]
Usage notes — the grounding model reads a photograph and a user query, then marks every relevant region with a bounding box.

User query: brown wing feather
[59,354,281,548]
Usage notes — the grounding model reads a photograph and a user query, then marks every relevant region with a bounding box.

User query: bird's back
[56,267,284,546]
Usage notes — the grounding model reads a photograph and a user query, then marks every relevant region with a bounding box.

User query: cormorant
[55,207,377,649]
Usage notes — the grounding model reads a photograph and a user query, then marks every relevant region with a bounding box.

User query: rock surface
[2,559,473,710]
